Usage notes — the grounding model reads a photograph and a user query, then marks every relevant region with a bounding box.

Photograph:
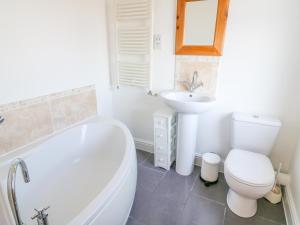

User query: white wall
[290,139,300,223]
[0,0,298,178]
[209,0,300,171]
[0,0,112,115]
[109,0,300,172]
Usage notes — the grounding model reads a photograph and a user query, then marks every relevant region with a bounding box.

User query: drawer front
[154,128,168,146]
[154,144,169,154]
[155,153,170,165]
[154,117,168,129]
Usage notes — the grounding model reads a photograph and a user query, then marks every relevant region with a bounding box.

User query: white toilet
[224,112,281,218]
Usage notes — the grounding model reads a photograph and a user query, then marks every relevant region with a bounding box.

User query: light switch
[153,34,161,50]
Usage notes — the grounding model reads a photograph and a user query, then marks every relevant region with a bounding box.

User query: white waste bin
[201,152,221,183]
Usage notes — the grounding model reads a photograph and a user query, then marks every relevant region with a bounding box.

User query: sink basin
[160,91,216,114]
[160,90,216,176]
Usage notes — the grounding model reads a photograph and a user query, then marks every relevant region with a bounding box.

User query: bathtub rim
[0,115,136,225]
[67,117,136,225]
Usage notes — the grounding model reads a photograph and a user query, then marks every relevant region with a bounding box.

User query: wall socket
[153,34,161,50]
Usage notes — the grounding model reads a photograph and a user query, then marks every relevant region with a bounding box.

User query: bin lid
[202,152,221,164]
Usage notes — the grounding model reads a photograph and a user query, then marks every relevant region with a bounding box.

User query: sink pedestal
[176,113,199,176]
[160,91,215,176]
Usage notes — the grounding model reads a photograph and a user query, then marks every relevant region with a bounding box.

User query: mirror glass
[183,0,218,46]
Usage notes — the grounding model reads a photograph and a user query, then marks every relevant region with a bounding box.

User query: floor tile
[154,165,200,204]
[191,172,228,205]
[136,150,151,164]
[257,198,286,224]
[137,165,165,192]
[130,184,154,221]
[224,207,283,225]
[126,217,146,225]
[139,194,185,225]
[179,194,225,225]
[129,151,287,225]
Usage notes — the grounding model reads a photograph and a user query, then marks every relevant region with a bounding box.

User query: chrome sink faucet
[7,158,30,225]
[179,71,204,93]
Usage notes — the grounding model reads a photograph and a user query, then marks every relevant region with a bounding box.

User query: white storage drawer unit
[154,108,177,170]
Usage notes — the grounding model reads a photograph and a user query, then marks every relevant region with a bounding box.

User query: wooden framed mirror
[175,0,230,56]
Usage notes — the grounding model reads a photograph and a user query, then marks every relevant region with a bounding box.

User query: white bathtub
[0,116,137,225]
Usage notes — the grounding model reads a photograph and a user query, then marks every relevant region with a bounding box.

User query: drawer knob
[157,134,163,138]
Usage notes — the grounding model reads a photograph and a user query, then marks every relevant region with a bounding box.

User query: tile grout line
[152,167,170,193]
[189,169,200,192]
[138,163,167,175]
[179,168,202,207]
[256,215,286,225]
[192,192,226,207]
[189,170,227,206]
[222,207,227,225]
[129,216,147,225]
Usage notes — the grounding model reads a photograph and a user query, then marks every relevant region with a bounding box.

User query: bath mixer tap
[179,71,204,93]
[0,115,4,124]
[7,158,30,225]
[31,206,50,225]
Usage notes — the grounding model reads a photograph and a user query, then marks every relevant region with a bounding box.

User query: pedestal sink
[160,91,216,176]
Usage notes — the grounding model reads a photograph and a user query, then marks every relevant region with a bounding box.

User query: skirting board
[283,185,300,225]
[134,138,291,181]
[134,138,154,153]
[134,138,225,172]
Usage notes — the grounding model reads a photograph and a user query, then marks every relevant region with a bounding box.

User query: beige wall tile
[0,103,53,154]
[50,90,97,130]
[0,86,97,156]
[175,56,219,96]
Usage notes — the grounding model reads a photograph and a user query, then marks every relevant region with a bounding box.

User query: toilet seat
[225,149,275,187]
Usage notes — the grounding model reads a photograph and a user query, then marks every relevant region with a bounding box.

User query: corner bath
[0,116,137,225]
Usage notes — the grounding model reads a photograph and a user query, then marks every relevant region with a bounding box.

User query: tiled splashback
[0,85,97,156]
[175,56,220,96]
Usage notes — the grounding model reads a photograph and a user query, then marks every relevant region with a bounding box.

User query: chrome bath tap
[179,71,204,93]
[31,206,50,225]
[7,158,30,225]
[0,115,4,124]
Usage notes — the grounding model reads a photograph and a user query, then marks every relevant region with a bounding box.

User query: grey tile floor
[127,150,287,225]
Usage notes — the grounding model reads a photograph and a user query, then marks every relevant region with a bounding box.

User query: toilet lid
[225,149,275,187]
